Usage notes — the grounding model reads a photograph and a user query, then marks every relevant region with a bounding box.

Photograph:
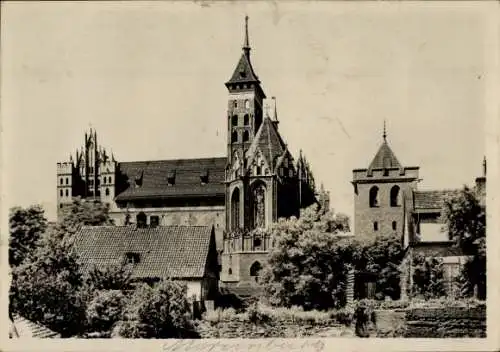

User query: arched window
[256,166,261,175]
[60,189,63,197]
[228,268,232,275]
[233,100,238,108]
[136,212,147,228]
[244,114,249,125]
[232,115,238,126]
[253,236,261,249]
[60,178,63,185]
[231,188,240,230]
[231,131,238,143]
[245,100,250,109]
[252,183,266,229]
[65,189,69,197]
[243,130,249,142]
[392,221,397,231]
[65,178,69,185]
[374,221,379,231]
[105,188,110,196]
[369,186,379,207]
[390,185,401,207]
[250,261,262,282]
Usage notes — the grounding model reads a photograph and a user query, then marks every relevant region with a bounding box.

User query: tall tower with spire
[351,123,420,237]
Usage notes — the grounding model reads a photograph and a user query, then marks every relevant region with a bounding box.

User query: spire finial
[243,15,250,54]
[483,156,486,177]
[383,120,387,141]
[272,96,278,121]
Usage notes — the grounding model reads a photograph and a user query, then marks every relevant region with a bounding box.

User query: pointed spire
[483,156,487,177]
[383,120,387,142]
[272,96,278,122]
[243,15,250,55]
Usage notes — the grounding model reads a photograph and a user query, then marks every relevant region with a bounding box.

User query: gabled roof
[368,140,402,170]
[413,189,461,210]
[115,157,226,201]
[246,117,287,172]
[73,225,215,279]
[226,52,260,86]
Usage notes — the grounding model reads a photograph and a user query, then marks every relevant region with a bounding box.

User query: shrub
[86,290,125,335]
[330,307,354,326]
[114,280,198,338]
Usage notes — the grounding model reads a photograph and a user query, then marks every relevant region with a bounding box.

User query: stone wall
[404,305,486,338]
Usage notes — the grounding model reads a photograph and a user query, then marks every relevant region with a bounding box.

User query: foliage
[9,205,48,268]
[9,234,87,337]
[260,209,351,310]
[441,186,486,298]
[86,290,126,335]
[353,299,377,337]
[411,255,446,299]
[83,262,133,292]
[9,199,116,337]
[113,280,197,338]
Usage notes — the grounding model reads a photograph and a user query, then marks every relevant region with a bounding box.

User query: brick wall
[404,305,486,337]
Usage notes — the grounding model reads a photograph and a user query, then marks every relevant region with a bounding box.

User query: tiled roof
[414,190,461,210]
[115,157,226,201]
[246,117,287,171]
[10,315,61,338]
[73,225,215,279]
[226,52,260,85]
[368,140,402,170]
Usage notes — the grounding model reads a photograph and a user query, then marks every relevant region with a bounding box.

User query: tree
[411,255,446,299]
[441,186,486,298]
[113,280,197,338]
[261,205,352,310]
[9,198,116,337]
[9,233,87,337]
[86,290,126,336]
[9,205,48,267]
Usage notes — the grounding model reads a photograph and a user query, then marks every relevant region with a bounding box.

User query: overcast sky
[1,2,496,223]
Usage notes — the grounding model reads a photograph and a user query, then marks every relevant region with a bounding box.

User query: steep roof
[73,225,215,279]
[368,140,402,170]
[115,157,226,201]
[414,189,461,210]
[246,117,287,171]
[226,52,260,86]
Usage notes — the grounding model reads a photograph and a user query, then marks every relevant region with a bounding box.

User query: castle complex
[57,17,317,289]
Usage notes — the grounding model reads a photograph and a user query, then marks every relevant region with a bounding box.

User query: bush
[113,280,198,338]
[330,307,354,326]
[86,290,125,335]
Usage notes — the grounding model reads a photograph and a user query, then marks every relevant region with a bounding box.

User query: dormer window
[135,171,143,187]
[167,170,176,186]
[239,70,246,78]
[200,169,209,184]
[125,252,140,265]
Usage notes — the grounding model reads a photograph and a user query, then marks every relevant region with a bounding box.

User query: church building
[56,17,317,289]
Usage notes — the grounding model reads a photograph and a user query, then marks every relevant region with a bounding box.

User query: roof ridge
[120,156,226,164]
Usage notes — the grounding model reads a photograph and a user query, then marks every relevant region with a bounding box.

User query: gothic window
[250,261,262,282]
[65,189,69,197]
[60,178,63,185]
[245,100,250,109]
[233,100,237,108]
[253,237,261,248]
[231,131,238,143]
[256,166,261,175]
[60,189,63,197]
[369,186,379,207]
[392,221,397,231]
[243,130,249,142]
[150,216,160,228]
[105,188,110,196]
[136,212,147,228]
[232,115,238,126]
[228,268,232,275]
[244,114,249,125]
[231,188,240,230]
[232,152,241,178]
[252,183,266,228]
[65,178,69,185]
[390,186,401,207]
[374,221,379,231]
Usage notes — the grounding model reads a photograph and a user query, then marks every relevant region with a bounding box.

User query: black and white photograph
[1,1,498,350]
